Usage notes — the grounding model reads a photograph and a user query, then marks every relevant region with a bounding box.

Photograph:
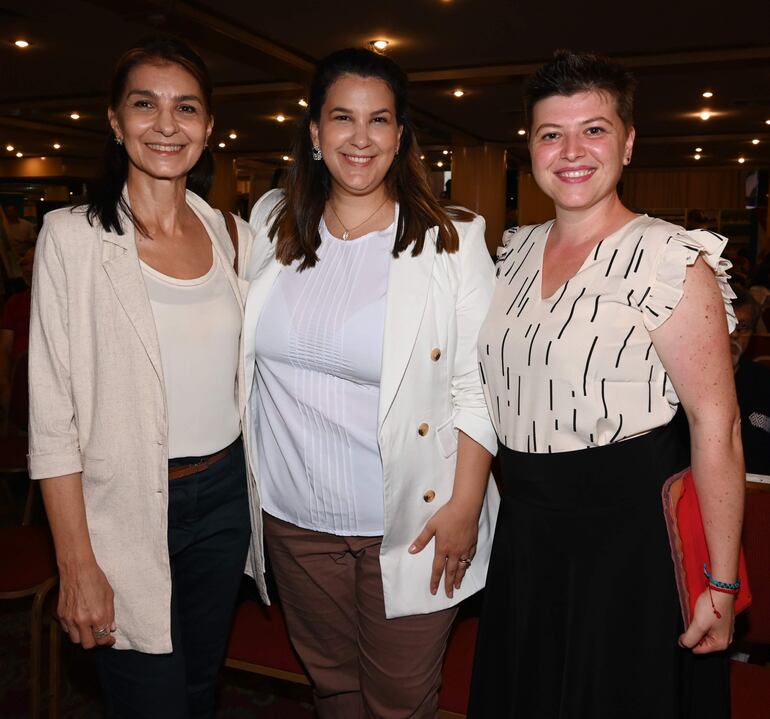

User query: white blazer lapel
[378,226,437,426]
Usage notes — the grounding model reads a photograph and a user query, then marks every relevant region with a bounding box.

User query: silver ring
[93,626,111,639]
[458,557,472,566]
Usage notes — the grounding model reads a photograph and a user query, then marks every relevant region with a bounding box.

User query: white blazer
[242,190,500,617]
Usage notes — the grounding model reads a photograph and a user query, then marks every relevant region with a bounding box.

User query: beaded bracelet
[703,564,741,591]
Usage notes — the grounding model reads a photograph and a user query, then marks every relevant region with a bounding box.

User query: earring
[114,136,123,146]
[623,156,631,166]
[312,146,322,161]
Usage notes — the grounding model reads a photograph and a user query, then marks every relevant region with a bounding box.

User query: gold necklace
[327,197,389,241]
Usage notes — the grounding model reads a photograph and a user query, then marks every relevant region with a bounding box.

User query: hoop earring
[312,146,323,161]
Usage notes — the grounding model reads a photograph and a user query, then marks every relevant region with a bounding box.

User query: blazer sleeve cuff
[454,412,498,457]
[28,452,83,480]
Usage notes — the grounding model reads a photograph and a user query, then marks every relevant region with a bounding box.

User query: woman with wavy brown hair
[241,48,499,718]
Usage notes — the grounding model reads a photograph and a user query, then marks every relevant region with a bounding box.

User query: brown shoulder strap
[221,210,238,274]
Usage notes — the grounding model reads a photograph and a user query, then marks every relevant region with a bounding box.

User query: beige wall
[451,143,507,253]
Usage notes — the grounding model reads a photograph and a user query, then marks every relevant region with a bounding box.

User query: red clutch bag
[662,468,751,628]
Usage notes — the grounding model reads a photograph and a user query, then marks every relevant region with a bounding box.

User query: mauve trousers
[263,512,458,719]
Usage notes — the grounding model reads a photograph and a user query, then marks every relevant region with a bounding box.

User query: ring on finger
[93,626,112,639]
[458,557,472,566]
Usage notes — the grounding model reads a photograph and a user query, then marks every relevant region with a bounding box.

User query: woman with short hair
[470,50,742,718]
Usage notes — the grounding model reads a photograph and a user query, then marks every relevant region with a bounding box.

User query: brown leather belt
[167,444,233,481]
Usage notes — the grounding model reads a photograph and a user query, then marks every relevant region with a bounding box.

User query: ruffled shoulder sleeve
[642,225,736,332]
[496,225,520,265]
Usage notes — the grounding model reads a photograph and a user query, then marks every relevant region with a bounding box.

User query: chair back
[741,487,770,644]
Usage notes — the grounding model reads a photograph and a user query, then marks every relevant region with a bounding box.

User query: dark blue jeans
[94,440,251,719]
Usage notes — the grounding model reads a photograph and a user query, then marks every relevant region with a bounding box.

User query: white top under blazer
[478,215,736,453]
[141,254,241,458]
[254,218,393,535]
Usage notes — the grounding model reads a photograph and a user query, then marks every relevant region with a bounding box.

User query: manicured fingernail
[408,544,417,553]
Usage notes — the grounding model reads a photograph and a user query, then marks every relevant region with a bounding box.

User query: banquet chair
[730,483,770,719]
[0,480,59,719]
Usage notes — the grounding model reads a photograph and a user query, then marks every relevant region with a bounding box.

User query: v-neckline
[537,214,646,302]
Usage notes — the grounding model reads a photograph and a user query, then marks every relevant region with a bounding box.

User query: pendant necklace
[328,197,389,241]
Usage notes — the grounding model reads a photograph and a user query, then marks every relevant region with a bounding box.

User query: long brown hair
[269,48,473,270]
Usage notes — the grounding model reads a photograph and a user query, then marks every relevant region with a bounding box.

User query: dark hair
[85,35,214,235]
[269,47,473,269]
[523,50,636,130]
[732,286,761,331]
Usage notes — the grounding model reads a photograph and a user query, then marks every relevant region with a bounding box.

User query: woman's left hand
[679,588,736,654]
[409,498,480,598]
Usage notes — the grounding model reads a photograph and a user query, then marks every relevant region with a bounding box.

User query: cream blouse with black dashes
[478,215,736,453]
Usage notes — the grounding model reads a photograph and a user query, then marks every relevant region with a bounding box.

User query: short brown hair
[524,50,636,130]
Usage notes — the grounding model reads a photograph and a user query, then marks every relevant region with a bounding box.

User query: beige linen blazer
[243,190,500,618]
[28,191,264,653]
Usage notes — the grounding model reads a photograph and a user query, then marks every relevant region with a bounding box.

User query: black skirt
[468,417,729,719]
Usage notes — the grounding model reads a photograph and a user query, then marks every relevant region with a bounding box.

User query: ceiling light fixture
[694,154,701,160]
[738,157,746,164]
[282,155,290,161]
[751,138,759,145]
[14,40,30,49]
[370,40,389,52]
[15,152,22,158]
[702,91,713,98]
[699,111,711,121]
[766,119,770,125]
[298,99,308,108]
[695,147,703,152]
[53,143,61,149]
[228,132,237,140]
[275,114,286,123]
[517,129,526,136]
[436,161,444,168]
[452,89,464,98]
[420,154,425,160]
[70,112,80,120]
[442,150,449,155]
[218,142,226,148]
[5,145,14,152]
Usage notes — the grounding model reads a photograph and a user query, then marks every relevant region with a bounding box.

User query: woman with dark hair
[243,47,499,717]
[469,50,742,718]
[28,35,254,718]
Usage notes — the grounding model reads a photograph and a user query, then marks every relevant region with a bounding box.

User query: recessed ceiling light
[699,111,711,121]
[442,150,449,155]
[702,91,713,98]
[517,129,526,136]
[694,154,701,160]
[738,157,746,164]
[40,156,46,160]
[15,152,23,158]
[218,142,226,148]
[452,89,464,98]
[53,143,61,149]
[370,40,389,52]
[282,155,290,161]
[766,119,770,125]
[39,197,44,201]
[275,114,286,123]
[5,145,14,152]
[70,112,80,120]
[14,40,30,49]
[751,138,760,145]
[228,132,237,140]
[420,154,425,160]
[695,147,703,152]
[437,161,444,168]
[298,99,308,108]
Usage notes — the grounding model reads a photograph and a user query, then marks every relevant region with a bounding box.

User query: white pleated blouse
[253,219,393,535]
[478,215,736,453]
